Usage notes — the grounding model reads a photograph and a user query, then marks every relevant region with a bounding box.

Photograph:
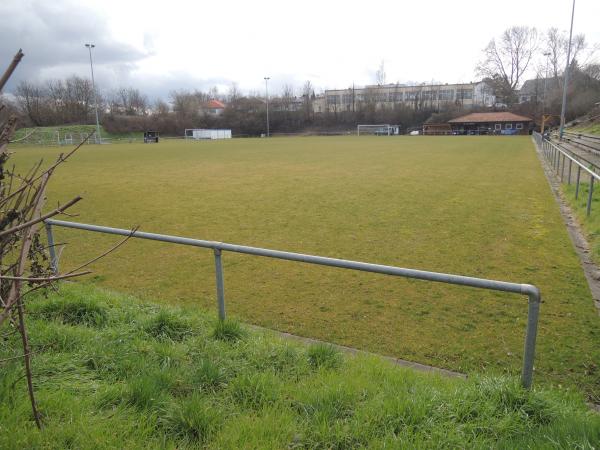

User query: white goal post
[357,124,400,136]
[185,129,232,140]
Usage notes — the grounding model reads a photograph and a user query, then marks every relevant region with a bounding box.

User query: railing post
[521,289,541,389]
[576,166,581,199]
[587,176,594,217]
[568,159,572,184]
[213,248,226,321]
[44,222,59,275]
[561,154,565,181]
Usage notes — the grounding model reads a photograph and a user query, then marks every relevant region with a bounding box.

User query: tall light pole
[85,43,102,144]
[542,51,551,115]
[264,77,270,137]
[559,0,576,139]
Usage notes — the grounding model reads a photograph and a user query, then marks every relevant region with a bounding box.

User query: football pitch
[12,136,600,400]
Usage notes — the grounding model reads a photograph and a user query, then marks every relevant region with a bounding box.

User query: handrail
[44,218,541,388]
[563,131,600,142]
[534,132,599,216]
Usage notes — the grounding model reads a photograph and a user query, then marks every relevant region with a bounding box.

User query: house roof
[448,112,532,123]
[206,99,225,109]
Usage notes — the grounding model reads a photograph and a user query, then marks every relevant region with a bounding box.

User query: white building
[313,81,495,113]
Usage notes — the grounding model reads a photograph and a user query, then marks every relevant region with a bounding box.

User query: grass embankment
[564,179,600,255]
[570,123,600,136]
[10,136,600,401]
[1,285,598,448]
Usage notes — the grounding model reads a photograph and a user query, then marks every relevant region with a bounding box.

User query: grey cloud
[0,0,149,92]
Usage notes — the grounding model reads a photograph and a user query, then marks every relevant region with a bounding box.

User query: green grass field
[1,285,598,448]
[10,136,600,401]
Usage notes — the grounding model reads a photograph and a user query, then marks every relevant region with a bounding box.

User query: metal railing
[534,132,600,216]
[44,218,541,388]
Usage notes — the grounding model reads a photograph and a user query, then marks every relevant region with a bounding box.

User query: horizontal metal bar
[45,219,539,299]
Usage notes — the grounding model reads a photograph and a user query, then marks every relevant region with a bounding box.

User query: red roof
[206,99,225,109]
[448,112,532,123]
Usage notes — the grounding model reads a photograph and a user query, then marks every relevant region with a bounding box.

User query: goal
[357,124,400,136]
[185,129,232,140]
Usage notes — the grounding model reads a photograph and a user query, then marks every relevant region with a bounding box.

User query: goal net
[357,124,400,136]
[185,129,232,140]
[10,128,101,146]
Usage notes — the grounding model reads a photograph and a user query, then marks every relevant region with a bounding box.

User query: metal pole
[45,217,542,387]
[587,175,594,216]
[44,223,58,275]
[542,52,550,117]
[521,291,541,389]
[559,0,576,140]
[214,248,226,320]
[85,44,102,144]
[576,166,581,199]
[568,159,572,184]
[264,77,270,137]
[561,154,565,181]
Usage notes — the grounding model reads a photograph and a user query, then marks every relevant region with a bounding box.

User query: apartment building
[313,81,495,113]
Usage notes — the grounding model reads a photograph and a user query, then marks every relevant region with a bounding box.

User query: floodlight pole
[542,52,550,115]
[559,0,576,140]
[85,43,102,144]
[264,77,270,137]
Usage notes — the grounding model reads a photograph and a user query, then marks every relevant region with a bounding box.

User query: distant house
[448,112,533,135]
[204,99,226,116]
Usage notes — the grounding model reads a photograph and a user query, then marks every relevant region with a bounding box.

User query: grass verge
[0,284,598,448]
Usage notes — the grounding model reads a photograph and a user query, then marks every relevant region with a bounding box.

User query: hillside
[1,284,598,448]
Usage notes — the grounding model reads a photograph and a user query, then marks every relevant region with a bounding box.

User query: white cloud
[1,0,599,99]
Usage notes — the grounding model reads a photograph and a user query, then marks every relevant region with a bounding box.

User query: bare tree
[281,84,294,111]
[227,82,240,103]
[301,80,314,120]
[1,50,136,429]
[545,28,591,87]
[477,26,538,103]
[15,81,46,126]
[154,99,170,116]
[170,90,200,120]
[116,88,148,115]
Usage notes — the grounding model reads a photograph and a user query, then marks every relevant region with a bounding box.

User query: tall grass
[0,284,598,449]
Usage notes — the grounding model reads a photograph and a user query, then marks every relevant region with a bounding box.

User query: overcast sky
[1,0,599,101]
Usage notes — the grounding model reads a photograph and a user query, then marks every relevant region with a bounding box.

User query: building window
[439,89,454,101]
[505,123,512,129]
[516,123,523,129]
[495,123,501,130]
[326,95,339,105]
[457,89,473,100]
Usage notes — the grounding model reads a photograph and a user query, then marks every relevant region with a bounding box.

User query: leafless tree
[545,28,592,87]
[281,84,295,111]
[227,82,240,103]
[1,50,136,429]
[170,90,200,120]
[477,26,538,102]
[154,99,170,116]
[15,81,46,126]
